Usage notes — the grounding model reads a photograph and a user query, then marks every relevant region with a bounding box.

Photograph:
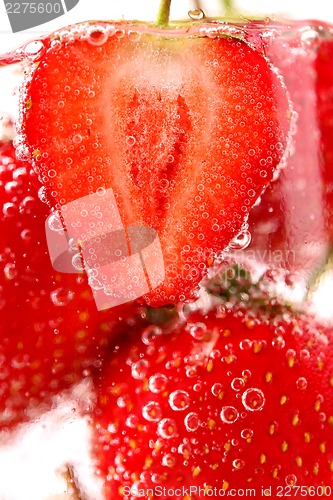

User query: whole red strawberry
[91,281,333,498]
[0,139,142,428]
[19,21,291,307]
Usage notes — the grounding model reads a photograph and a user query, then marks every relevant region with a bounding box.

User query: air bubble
[157,418,177,439]
[188,322,207,341]
[141,325,162,345]
[50,288,74,306]
[162,454,176,468]
[220,406,239,424]
[242,388,265,412]
[4,263,17,280]
[211,383,224,397]
[228,230,252,250]
[232,459,245,470]
[188,8,204,20]
[142,401,162,422]
[128,30,141,42]
[48,212,64,232]
[184,412,200,432]
[131,359,148,380]
[231,378,245,391]
[285,474,297,486]
[72,253,84,271]
[296,377,308,390]
[2,202,17,218]
[148,373,168,393]
[169,390,190,411]
[241,428,253,439]
[300,29,320,49]
[272,336,285,350]
[86,26,108,46]
[24,40,45,61]
[126,135,136,147]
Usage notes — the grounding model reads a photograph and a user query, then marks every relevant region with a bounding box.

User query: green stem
[222,0,233,12]
[156,0,172,26]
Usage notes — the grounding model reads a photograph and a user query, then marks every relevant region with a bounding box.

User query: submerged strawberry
[0,140,142,428]
[243,22,333,282]
[91,287,333,497]
[20,21,291,307]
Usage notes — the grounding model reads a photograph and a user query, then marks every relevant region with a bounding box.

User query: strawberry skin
[91,297,333,497]
[0,140,142,428]
[316,36,333,241]
[20,21,291,307]
[244,22,332,279]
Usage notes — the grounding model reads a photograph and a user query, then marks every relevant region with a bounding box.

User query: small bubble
[240,339,252,351]
[126,135,136,147]
[48,212,63,232]
[50,288,74,306]
[38,186,48,204]
[169,390,190,411]
[296,377,308,390]
[148,373,168,393]
[157,418,177,439]
[131,359,148,380]
[220,406,239,424]
[24,40,45,61]
[72,253,84,271]
[231,378,245,391]
[162,454,176,468]
[300,28,319,49]
[141,325,162,345]
[86,26,108,46]
[2,202,17,218]
[188,322,207,341]
[128,30,141,42]
[125,414,139,428]
[285,474,297,486]
[73,134,83,144]
[241,428,253,439]
[188,8,205,20]
[232,459,245,470]
[228,230,252,251]
[272,336,285,350]
[184,412,200,432]
[242,388,265,412]
[4,263,17,280]
[211,383,224,397]
[142,401,162,422]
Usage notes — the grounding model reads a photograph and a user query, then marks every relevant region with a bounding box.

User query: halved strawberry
[0,139,142,429]
[90,285,333,497]
[20,21,291,307]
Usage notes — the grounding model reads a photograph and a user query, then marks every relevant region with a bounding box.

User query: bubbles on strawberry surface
[19,20,292,307]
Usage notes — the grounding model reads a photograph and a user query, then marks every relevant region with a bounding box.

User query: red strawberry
[0,139,142,429]
[90,284,333,497]
[243,22,332,283]
[19,21,291,307]
[316,36,333,241]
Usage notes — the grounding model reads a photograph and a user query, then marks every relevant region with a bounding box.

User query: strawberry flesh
[21,22,291,307]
